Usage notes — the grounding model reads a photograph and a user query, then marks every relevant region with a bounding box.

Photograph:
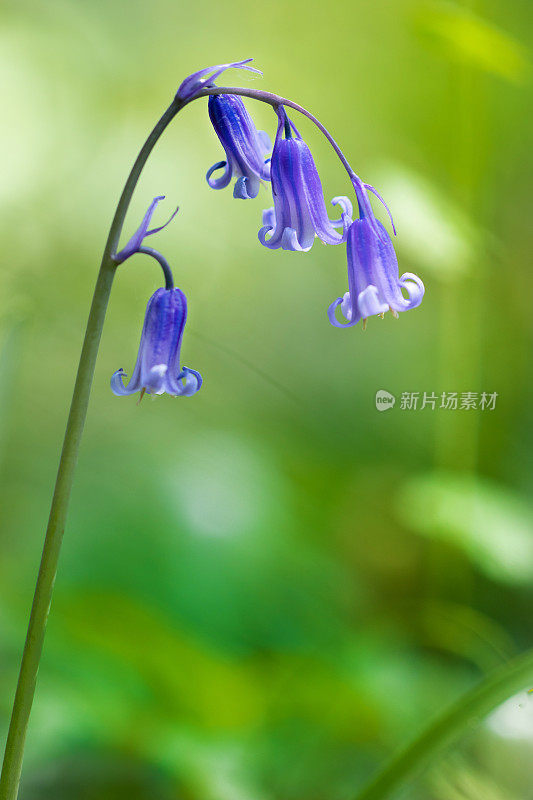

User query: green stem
[355,648,533,800]
[0,98,181,800]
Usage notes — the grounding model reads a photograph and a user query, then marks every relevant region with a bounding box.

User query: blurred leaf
[57,591,264,730]
[415,2,530,82]
[56,591,383,738]
[431,757,520,800]
[417,601,514,670]
[0,325,21,455]
[397,471,533,584]
[373,164,478,281]
[20,750,177,800]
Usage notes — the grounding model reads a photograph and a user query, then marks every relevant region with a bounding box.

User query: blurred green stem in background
[0,98,182,800]
[354,647,533,800]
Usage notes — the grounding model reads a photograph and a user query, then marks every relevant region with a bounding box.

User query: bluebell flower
[111,287,202,397]
[327,182,424,328]
[114,196,178,264]
[176,59,261,102]
[259,108,352,251]
[206,94,271,199]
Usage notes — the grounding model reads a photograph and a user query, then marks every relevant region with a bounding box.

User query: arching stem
[137,246,175,290]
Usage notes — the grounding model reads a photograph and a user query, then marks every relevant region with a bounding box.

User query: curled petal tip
[397,272,425,310]
[233,175,260,199]
[327,296,357,329]
[111,368,133,396]
[258,224,273,247]
[179,367,203,396]
[206,160,232,190]
[331,196,353,219]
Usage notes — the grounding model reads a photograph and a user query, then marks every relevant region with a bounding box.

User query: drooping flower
[176,59,262,103]
[259,108,352,252]
[111,287,202,397]
[114,196,178,264]
[206,94,271,199]
[327,182,424,328]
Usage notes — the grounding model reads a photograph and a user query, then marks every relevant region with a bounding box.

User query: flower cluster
[198,61,424,326]
[111,60,424,401]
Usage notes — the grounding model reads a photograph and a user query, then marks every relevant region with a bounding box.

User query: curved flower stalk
[259,107,352,251]
[207,94,271,199]
[176,58,261,102]
[328,183,424,328]
[111,287,202,398]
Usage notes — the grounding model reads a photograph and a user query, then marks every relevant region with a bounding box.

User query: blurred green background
[1,0,532,798]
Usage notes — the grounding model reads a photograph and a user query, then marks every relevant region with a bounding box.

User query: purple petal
[330,196,353,227]
[262,207,276,228]
[144,364,168,395]
[281,226,312,252]
[357,285,389,318]
[257,130,272,151]
[327,296,358,328]
[111,368,138,396]
[206,159,233,190]
[258,223,275,247]
[233,175,261,199]
[397,272,425,309]
[166,367,203,397]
